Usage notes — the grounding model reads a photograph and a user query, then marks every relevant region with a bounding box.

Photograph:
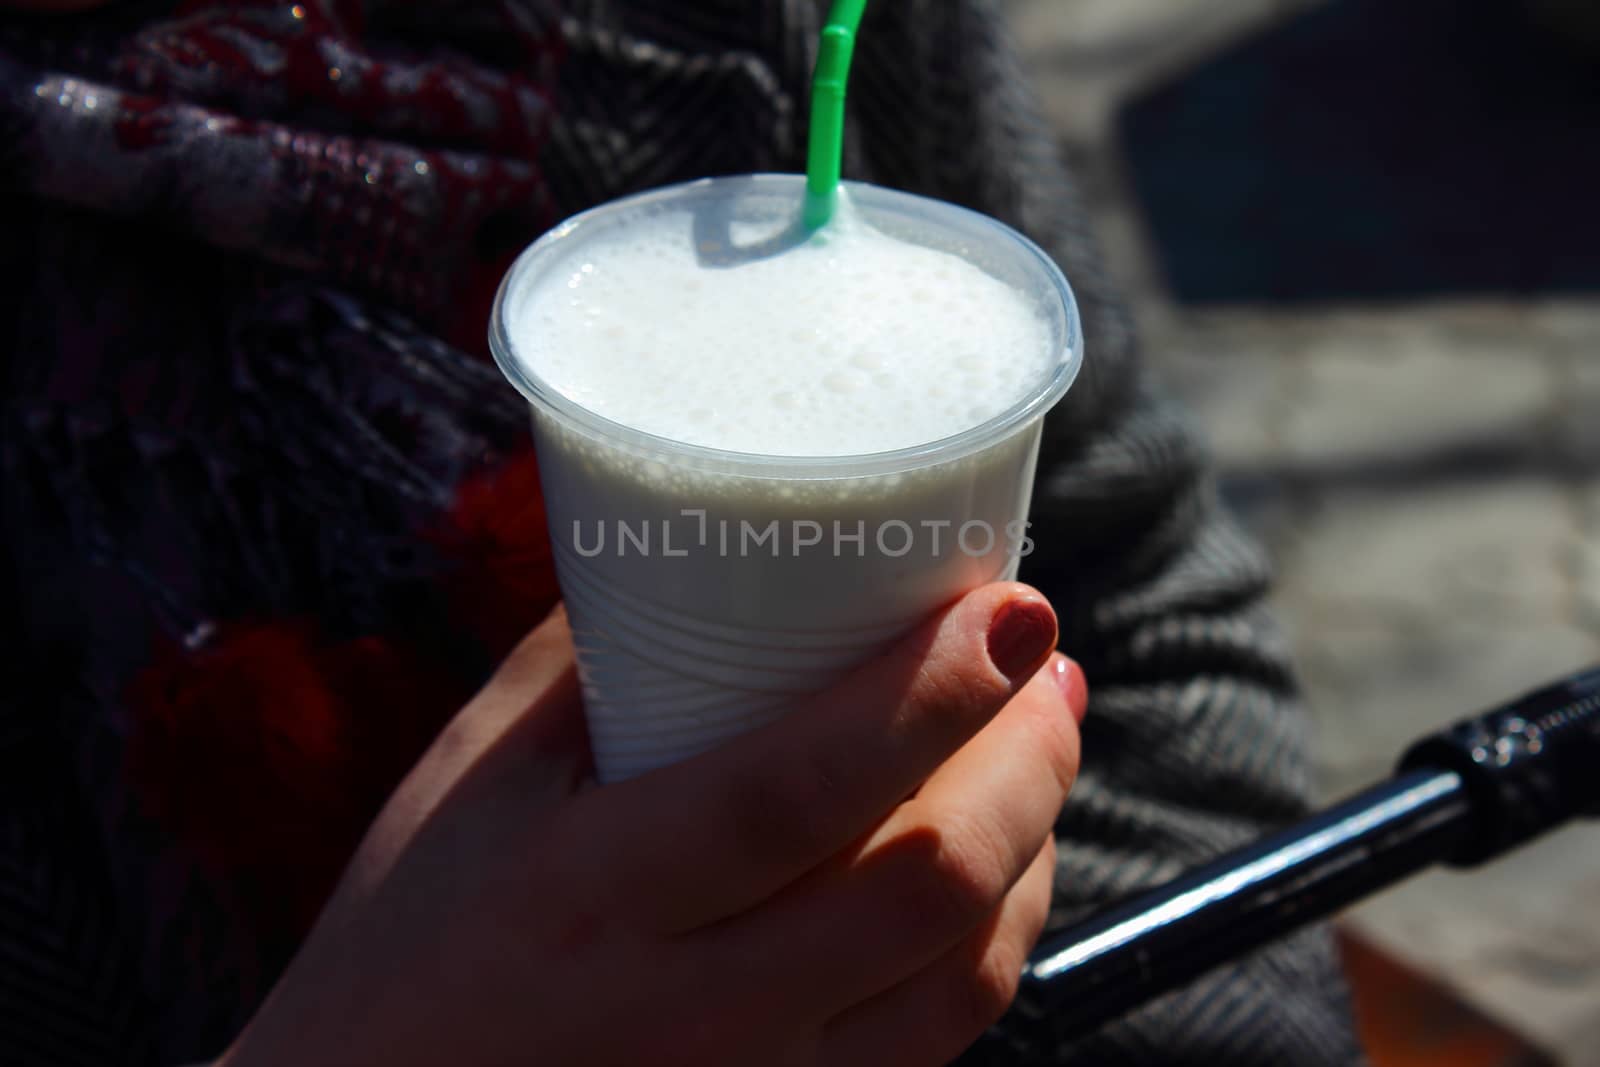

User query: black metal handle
[1016,664,1600,1042]
[1399,665,1600,863]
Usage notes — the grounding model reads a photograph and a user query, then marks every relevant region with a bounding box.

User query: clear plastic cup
[490,174,1081,783]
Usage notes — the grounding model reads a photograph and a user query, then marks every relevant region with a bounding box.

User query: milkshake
[491,174,1081,783]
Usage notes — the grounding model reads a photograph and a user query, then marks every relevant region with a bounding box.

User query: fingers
[817,837,1056,1067]
[560,583,1059,933]
[696,659,1078,1021]
[899,649,1083,851]
[1043,652,1089,727]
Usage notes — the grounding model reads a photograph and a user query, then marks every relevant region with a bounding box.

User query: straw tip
[804,187,837,230]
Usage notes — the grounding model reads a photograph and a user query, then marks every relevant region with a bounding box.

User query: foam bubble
[509,194,1056,457]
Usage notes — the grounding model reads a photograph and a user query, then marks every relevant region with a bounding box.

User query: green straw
[804,0,869,230]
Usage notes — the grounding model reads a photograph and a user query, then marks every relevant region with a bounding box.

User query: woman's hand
[221,582,1087,1067]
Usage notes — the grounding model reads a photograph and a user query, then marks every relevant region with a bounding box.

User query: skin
[219,583,1087,1066]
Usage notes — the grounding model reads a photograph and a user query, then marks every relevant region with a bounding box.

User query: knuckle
[913,660,1003,737]
[912,822,1009,936]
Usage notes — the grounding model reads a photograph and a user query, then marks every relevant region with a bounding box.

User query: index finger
[555,582,1059,934]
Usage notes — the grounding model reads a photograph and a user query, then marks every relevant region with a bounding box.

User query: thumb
[453,603,588,778]
[341,605,587,898]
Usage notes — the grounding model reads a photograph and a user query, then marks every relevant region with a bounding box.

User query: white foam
[507,194,1055,457]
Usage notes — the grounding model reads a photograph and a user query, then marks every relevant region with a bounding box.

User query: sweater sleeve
[849,2,1365,1062]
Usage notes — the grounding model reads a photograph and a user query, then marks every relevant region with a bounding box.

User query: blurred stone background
[1000,0,1600,1062]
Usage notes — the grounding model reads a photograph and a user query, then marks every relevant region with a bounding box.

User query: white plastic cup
[490,174,1082,783]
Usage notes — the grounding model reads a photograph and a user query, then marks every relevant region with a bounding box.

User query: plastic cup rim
[488,173,1083,480]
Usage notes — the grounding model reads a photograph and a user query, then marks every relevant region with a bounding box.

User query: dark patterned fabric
[0,1,1364,1064]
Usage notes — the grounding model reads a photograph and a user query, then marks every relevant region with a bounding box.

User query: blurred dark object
[1119,0,1600,303]
[1019,665,1600,1041]
[1338,930,1556,1067]
[1531,0,1600,50]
